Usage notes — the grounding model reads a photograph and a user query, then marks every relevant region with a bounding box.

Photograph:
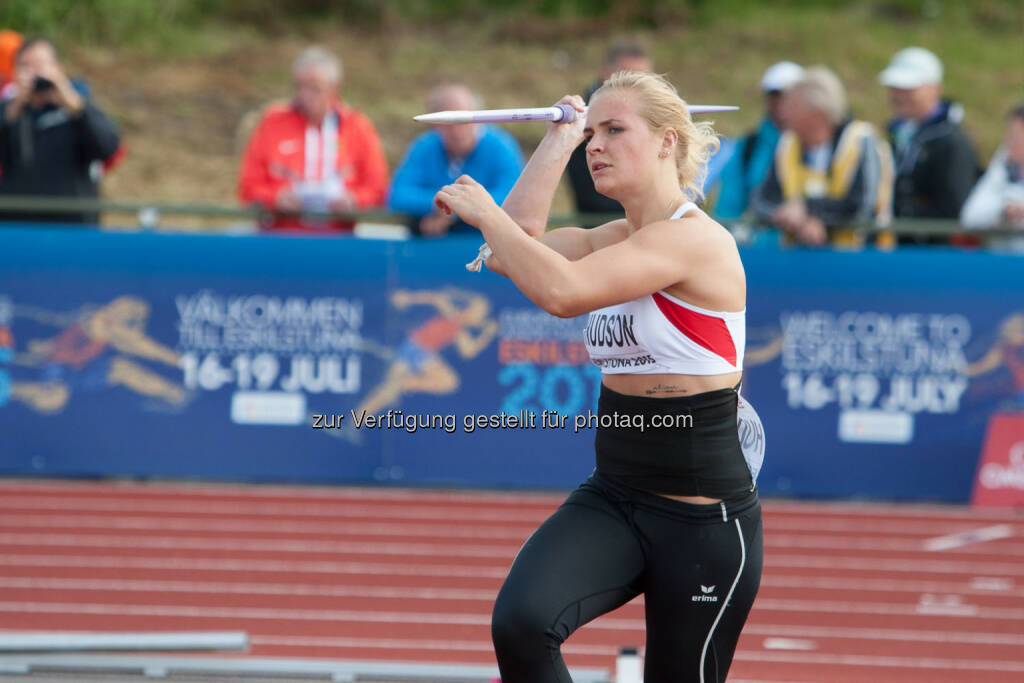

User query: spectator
[714,61,804,220]
[879,47,980,220]
[0,38,120,225]
[238,45,388,232]
[960,102,1024,249]
[388,81,523,236]
[0,30,21,99]
[565,39,653,218]
[752,66,893,246]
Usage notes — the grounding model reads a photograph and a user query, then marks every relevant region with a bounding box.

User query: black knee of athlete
[491,594,562,659]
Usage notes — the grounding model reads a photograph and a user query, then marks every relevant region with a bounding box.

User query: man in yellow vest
[752,66,893,246]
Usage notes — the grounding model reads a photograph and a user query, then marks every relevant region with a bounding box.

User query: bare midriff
[602,371,743,505]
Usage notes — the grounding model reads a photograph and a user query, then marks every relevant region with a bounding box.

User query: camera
[31,76,55,93]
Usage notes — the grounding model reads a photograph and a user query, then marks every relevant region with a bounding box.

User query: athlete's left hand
[434,175,501,230]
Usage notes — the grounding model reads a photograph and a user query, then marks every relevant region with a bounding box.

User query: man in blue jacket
[389,81,523,236]
[714,61,804,221]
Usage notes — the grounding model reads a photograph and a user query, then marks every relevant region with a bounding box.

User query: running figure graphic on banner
[3,296,185,413]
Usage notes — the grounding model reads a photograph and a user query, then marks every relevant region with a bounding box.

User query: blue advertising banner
[2,226,1022,501]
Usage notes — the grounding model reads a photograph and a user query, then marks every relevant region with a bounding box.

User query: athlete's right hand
[546,94,586,145]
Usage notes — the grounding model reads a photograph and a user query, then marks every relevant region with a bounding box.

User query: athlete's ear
[660,128,678,159]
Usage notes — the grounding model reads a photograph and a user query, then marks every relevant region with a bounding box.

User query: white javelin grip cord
[466,243,493,272]
[459,104,581,272]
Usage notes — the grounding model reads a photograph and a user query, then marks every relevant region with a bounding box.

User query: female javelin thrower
[434,71,763,683]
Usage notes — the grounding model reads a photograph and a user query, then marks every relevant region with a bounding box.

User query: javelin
[415,103,738,125]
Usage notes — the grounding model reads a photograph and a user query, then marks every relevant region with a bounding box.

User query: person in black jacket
[0,38,120,225]
[565,40,652,221]
[879,47,980,220]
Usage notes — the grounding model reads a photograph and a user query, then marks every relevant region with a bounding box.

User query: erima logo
[691,585,718,603]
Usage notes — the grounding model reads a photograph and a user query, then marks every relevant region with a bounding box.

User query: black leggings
[491,472,763,683]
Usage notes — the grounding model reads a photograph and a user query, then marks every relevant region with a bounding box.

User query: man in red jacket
[238,46,388,232]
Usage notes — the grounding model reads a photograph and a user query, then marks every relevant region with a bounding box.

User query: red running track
[0,478,1022,682]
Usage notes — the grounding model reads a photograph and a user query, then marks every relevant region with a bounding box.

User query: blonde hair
[591,71,720,201]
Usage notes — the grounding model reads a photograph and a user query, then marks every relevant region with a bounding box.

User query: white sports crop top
[582,202,746,376]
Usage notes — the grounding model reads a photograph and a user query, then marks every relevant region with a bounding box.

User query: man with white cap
[714,61,804,220]
[879,46,979,222]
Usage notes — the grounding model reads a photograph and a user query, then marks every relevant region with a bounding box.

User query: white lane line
[0,576,497,601]
[2,509,1019,546]
[1,481,1019,521]
[5,530,1021,560]
[5,597,1024,625]
[8,577,1024,634]
[0,533,516,558]
[10,617,1021,654]
[764,518,1015,535]
[0,481,566,506]
[923,524,1016,552]
[0,498,554,523]
[18,573,1015,606]
[249,634,615,657]
[13,567,1019,601]
[763,502,1021,522]
[767,554,1024,577]
[0,601,599,628]
[0,601,497,625]
[762,638,816,651]
[0,514,537,540]
[761,574,1023,598]
[751,597,1023,620]
[0,554,511,578]
[6,514,1021,549]
[733,650,1024,674]
[742,623,1024,646]
[765,533,1024,556]
[2,551,1023,581]
[971,577,1015,591]
[0,498,1013,536]
[5,576,1024,624]
[914,592,1006,618]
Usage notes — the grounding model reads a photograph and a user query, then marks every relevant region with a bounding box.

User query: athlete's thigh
[494,484,646,638]
[641,511,763,683]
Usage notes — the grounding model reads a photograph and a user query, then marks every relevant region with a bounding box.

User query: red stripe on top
[651,293,737,366]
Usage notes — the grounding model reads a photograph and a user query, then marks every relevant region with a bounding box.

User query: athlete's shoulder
[638,210,739,266]
[647,208,729,242]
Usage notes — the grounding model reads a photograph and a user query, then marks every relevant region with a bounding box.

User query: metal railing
[0,194,1021,242]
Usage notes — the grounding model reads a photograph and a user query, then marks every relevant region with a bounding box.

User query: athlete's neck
[621,173,690,232]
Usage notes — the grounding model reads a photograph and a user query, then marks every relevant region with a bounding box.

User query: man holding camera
[0,38,120,225]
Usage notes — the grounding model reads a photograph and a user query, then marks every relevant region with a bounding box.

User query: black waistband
[593,384,754,498]
[585,470,760,524]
